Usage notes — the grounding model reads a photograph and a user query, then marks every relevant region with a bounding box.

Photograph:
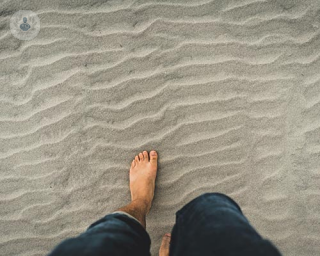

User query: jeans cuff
[112,211,142,226]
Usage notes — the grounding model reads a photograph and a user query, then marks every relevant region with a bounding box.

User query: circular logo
[10,10,40,40]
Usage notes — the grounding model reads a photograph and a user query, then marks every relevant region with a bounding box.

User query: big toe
[149,150,158,166]
[159,233,171,256]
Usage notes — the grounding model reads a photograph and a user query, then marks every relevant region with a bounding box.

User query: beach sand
[1,0,320,255]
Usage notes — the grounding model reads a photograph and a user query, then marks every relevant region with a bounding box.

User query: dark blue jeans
[48,193,282,256]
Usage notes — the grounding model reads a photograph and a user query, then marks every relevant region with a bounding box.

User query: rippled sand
[1,0,320,255]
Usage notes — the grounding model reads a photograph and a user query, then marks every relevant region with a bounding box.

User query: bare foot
[159,233,171,256]
[129,150,158,214]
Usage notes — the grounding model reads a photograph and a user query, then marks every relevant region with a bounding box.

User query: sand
[1,0,320,255]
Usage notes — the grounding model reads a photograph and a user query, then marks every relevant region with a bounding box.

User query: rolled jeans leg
[48,213,151,256]
[169,193,282,256]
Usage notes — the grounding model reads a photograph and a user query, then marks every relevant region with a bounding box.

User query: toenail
[151,151,156,155]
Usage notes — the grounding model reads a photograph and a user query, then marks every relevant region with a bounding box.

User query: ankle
[131,198,151,213]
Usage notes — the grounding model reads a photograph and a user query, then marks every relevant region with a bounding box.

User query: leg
[48,150,158,256]
[117,150,158,229]
[167,193,282,256]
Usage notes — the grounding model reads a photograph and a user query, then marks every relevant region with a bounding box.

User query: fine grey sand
[1,0,320,255]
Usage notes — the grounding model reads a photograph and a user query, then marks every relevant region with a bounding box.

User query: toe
[143,151,149,161]
[139,153,144,161]
[131,159,135,168]
[135,155,139,162]
[149,150,158,166]
[159,233,171,256]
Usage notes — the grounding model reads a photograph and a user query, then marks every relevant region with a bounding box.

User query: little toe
[131,160,135,168]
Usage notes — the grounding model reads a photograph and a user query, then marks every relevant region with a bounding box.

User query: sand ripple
[1,0,320,255]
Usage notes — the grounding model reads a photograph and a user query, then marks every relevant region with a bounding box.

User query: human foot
[129,150,158,214]
[159,233,171,256]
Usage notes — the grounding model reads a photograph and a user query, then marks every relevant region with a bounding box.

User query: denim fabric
[48,193,282,256]
[169,193,282,256]
[48,213,151,256]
